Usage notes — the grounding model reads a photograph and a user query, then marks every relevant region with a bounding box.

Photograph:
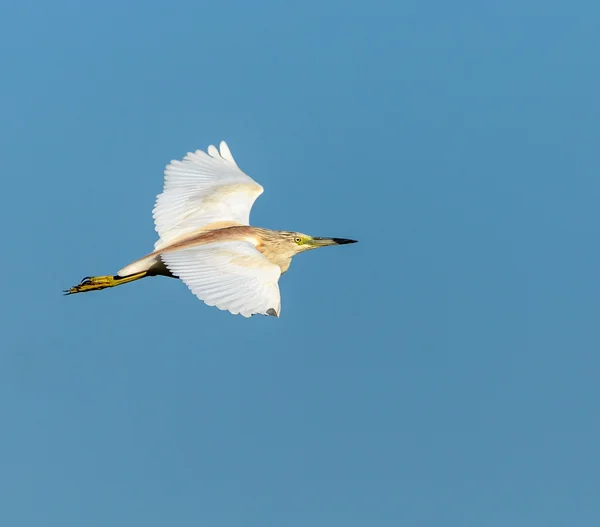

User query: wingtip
[207,144,219,158]
[219,141,238,166]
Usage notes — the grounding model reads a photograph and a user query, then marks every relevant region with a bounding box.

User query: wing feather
[161,241,282,318]
[153,141,263,249]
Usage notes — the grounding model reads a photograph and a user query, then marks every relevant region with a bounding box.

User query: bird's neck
[256,244,293,274]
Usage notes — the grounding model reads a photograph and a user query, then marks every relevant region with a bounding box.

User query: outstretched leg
[64,271,147,295]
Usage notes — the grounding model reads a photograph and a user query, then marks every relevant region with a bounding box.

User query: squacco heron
[65,141,357,317]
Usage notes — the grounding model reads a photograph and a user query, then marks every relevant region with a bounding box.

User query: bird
[65,141,357,317]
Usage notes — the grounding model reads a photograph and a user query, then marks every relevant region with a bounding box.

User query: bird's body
[118,226,302,278]
[66,141,356,317]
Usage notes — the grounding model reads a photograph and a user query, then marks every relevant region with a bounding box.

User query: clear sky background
[1,1,599,525]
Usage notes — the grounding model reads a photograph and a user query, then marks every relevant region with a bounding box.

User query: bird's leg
[63,272,147,295]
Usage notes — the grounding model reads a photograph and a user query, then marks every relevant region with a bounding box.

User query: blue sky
[1,0,599,525]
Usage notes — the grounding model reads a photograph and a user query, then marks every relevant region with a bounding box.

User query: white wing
[161,241,282,318]
[153,141,263,249]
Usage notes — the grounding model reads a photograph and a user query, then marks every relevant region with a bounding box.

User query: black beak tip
[333,238,358,245]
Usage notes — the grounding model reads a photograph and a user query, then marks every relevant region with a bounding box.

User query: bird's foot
[63,271,147,295]
[63,275,115,295]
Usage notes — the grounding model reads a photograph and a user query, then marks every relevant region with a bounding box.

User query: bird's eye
[294,237,302,244]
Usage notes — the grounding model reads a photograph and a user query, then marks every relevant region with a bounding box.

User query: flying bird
[65,141,357,317]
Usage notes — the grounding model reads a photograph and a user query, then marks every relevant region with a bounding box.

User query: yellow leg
[64,272,147,295]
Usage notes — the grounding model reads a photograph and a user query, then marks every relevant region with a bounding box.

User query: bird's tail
[63,271,147,295]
